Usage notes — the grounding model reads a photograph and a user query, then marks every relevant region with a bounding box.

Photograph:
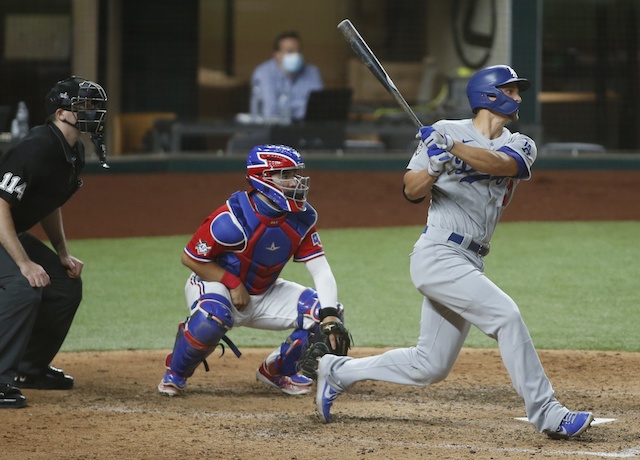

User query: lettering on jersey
[265,242,280,251]
[0,172,27,200]
[522,140,533,156]
[195,239,212,256]
[450,157,475,174]
[311,232,321,246]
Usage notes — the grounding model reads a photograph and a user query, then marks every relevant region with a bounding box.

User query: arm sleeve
[305,255,338,312]
[498,133,537,180]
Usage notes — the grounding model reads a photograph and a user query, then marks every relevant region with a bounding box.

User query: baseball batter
[315,65,594,439]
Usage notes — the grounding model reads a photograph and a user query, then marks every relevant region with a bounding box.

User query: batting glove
[427,145,452,177]
[418,126,455,152]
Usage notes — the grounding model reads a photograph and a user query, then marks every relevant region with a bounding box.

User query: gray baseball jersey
[407,119,536,242]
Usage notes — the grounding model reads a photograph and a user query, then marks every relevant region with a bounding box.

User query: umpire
[0,76,107,408]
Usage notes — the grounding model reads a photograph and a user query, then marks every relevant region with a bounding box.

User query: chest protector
[215,191,317,294]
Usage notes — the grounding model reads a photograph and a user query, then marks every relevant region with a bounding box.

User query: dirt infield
[11,169,640,460]
[5,349,640,459]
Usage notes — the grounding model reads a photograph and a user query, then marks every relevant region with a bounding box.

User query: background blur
[0,0,638,156]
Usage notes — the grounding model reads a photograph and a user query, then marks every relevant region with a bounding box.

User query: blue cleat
[158,370,186,396]
[546,411,594,439]
[316,356,341,423]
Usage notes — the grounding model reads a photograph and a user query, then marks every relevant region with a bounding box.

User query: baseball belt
[446,232,490,257]
[423,226,491,257]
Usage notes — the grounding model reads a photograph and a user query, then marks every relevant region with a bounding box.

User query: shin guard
[167,293,234,378]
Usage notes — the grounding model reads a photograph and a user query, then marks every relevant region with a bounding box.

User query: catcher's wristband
[220,271,242,290]
[319,307,340,321]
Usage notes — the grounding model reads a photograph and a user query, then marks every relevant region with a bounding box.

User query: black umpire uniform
[0,76,107,408]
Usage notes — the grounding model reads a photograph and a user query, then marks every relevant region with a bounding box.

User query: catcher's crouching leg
[158,293,234,396]
[257,288,343,395]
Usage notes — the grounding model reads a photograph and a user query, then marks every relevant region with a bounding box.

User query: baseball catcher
[158,144,352,397]
[297,318,352,380]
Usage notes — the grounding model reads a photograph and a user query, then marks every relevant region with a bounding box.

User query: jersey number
[0,172,26,200]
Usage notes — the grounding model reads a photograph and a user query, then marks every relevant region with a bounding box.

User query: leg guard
[295,288,345,332]
[267,288,344,377]
[167,293,234,378]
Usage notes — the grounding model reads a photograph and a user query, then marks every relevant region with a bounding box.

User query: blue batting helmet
[246,144,309,212]
[466,65,530,116]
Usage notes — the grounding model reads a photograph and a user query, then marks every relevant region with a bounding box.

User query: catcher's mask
[246,144,310,212]
[72,80,108,135]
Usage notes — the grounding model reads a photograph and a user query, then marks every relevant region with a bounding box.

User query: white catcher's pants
[322,231,569,433]
[184,274,316,365]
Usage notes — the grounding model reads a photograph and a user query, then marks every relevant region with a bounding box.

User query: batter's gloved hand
[427,144,452,177]
[418,126,455,151]
[297,320,352,380]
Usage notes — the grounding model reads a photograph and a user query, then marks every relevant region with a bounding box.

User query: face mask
[282,52,304,74]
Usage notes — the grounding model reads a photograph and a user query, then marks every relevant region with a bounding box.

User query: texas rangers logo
[195,239,212,256]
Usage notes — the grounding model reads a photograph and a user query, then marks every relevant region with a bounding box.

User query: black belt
[447,232,490,257]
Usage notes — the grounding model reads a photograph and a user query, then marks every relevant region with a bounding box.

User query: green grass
[62,222,640,352]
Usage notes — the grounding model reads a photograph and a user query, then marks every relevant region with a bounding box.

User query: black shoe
[14,366,74,390]
[0,383,27,408]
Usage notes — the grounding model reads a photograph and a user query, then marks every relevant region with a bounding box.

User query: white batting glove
[427,145,452,177]
[418,126,455,151]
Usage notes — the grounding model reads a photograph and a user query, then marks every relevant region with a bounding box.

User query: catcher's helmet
[246,144,309,212]
[466,65,530,116]
[46,76,107,134]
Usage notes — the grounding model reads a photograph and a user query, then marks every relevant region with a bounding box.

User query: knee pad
[296,288,345,331]
[187,294,234,344]
[168,293,234,378]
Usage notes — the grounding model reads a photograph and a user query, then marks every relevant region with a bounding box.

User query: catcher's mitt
[298,321,352,380]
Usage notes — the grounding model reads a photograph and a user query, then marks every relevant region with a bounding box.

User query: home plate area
[1,348,638,459]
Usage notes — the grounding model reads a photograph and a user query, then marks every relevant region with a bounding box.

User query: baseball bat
[337,19,423,128]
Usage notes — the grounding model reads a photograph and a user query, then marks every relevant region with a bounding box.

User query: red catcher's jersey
[184,191,324,294]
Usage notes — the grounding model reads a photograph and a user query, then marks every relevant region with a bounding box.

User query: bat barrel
[337,19,423,128]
